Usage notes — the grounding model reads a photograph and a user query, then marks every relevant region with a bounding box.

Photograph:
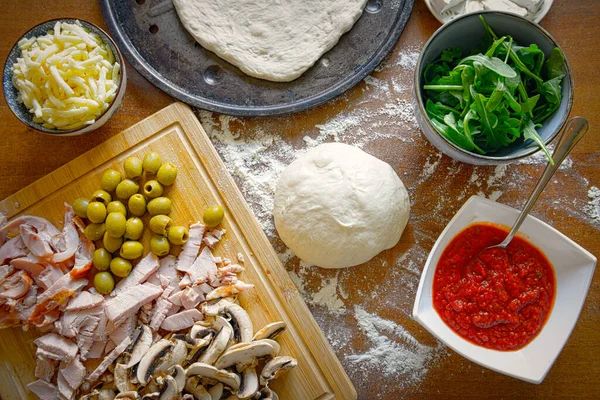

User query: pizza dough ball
[273,143,410,269]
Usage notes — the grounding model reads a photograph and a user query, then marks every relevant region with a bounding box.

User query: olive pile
[72,152,187,294]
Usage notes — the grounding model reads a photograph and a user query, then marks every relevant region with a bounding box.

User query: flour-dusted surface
[197,37,600,399]
[173,0,368,82]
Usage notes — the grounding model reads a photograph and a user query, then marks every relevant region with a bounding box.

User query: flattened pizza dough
[173,0,368,82]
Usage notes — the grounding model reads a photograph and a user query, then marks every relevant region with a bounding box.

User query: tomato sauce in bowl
[433,223,555,351]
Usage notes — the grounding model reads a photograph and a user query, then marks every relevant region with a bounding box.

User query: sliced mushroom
[259,356,298,386]
[186,362,240,392]
[158,375,179,400]
[253,387,279,400]
[156,339,187,373]
[223,304,253,343]
[237,367,259,399]
[98,389,117,400]
[114,363,134,393]
[115,391,140,400]
[214,339,279,370]
[199,324,233,365]
[128,324,153,368]
[167,365,185,392]
[202,297,234,316]
[191,323,217,340]
[252,322,286,341]
[141,393,159,400]
[186,336,211,365]
[213,316,235,342]
[171,334,201,347]
[184,376,211,400]
[208,382,224,400]
[136,339,173,386]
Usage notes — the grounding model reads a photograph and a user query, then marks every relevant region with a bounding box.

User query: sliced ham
[34,333,78,362]
[161,308,204,331]
[150,277,180,331]
[64,290,103,311]
[27,379,58,400]
[51,204,80,263]
[77,314,100,360]
[86,336,132,382]
[20,224,54,260]
[176,222,205,273]
[86,341,105,359]
[109,314,137,345]
[156,255,178,287]
[104,282,162,326]
[57,371,74,400]
[0,215,61,236]
[188,247,218,286]
[0,236,28,264]
[35,265,64,290]
[0,270,32,299]
[0,214,7,246]
[112,252,159,296]
[10,253,45,276]
[59,357,86,393]
[206,280,254,301]
[202,235,219,249]
[29,273,87,324]
[34,356,56,382]
[69,237,94,279]
[179,274,192,289]
[0,264,15,282]
[180,286,205,310]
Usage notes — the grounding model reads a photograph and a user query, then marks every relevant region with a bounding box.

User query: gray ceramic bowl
[3,19,126,136]
[414,11,573,165]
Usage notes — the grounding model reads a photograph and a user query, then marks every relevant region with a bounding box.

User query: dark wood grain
[1,1,599,399]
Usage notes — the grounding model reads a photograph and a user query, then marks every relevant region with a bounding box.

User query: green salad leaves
[423,16,566,163]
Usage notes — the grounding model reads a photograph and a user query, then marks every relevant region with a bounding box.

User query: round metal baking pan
[100,0,415,116]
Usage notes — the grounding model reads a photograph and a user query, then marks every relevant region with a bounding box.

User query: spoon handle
[501,117,589,246]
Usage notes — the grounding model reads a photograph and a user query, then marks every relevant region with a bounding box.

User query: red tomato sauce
[433,223,555,351]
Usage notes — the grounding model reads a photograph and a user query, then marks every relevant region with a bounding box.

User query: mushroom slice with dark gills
[237,367,259,399]
[156,338,187,373]
[201,297,234,316]
[186,362,240,391]
[127,324,153,368]
[136,339,173,386]
[167,365,185,392]
[199,323,233,365]
[223,303,253,343]
[214,339,280,370]
[190,321,217,340]
[259,356,298,386]
[158,375,179,400]
[186,336,211,365]
[252,321,286,341]
[212,315,235,342]
[253,387,279,400]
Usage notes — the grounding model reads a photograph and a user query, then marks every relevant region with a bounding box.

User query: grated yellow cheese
[12,21,121,130]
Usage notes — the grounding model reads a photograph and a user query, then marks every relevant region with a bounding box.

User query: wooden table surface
[1,1,599,399]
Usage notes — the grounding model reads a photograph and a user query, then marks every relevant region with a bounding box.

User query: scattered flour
[585,186,600,223]
[347,306,444,394]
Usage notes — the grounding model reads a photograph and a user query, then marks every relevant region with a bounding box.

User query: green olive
[110,257,132,278]
[150,235,170,256]
[128,194,147,217]
[101,169,122,192]
[124,156,143,179]
[72,198,90,219]
[167,226,189,245]
[203,205,224,228]
[143,152,162,174]
[147,197,172,216]
[91,189,112,205]
[107,201,127,215]
[87,201,107,223]
[124,217,144,241]
[93,248,112,271]
[157,162,178,186]
[105,212,126,238]
[115,179,140,200]
[103,232,123,253]
[94,271,115,295]
[142,180,164,199]
[120,241,144,260]
[84,223,105,241]
[149,215,172,235]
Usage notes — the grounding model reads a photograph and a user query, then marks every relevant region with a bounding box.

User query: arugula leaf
[486,80,506,112]
[504,43,544,84]
[460,65,475,115]
[470,86,501,149]
[523,119,554,165]
[462,109,485,154]
[515,44,545,76]
[460,54,517,78]
[430,118,478,152]
[520,94,540,114]
[441,47,462,63]
[545,47,566,80]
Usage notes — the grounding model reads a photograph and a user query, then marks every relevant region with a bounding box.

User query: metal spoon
[486,117,590,250]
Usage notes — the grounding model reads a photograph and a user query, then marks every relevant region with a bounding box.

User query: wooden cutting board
[0,102,356,400]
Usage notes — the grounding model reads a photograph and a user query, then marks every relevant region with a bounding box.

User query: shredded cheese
[11,21,121,130]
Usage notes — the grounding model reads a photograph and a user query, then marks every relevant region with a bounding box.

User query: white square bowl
[412,196,597,383]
